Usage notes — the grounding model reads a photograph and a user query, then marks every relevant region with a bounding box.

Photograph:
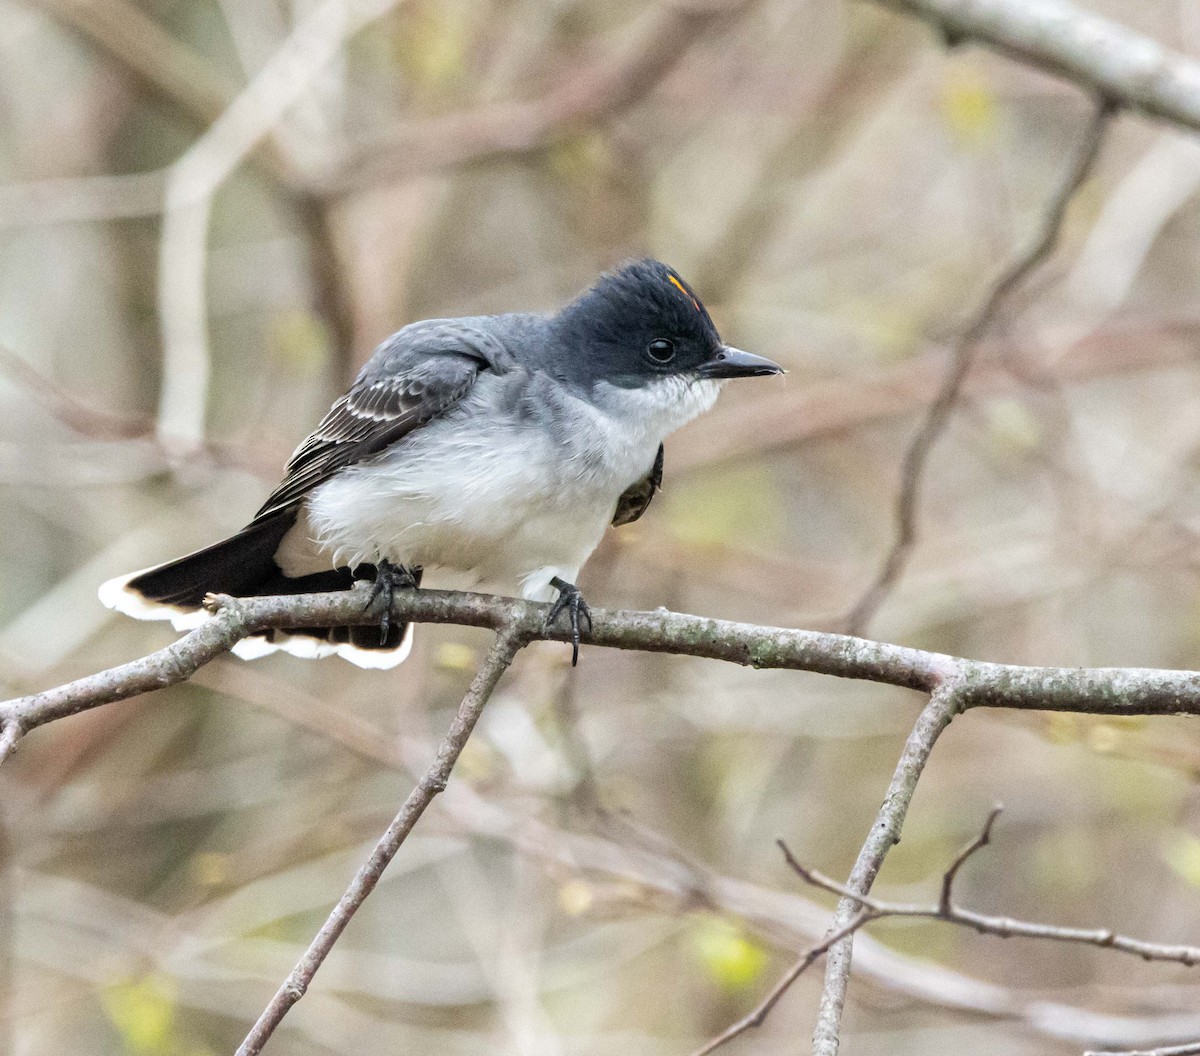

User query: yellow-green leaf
[1165,832,1200,887]
[190,850,231,887]
[558,879,595,916]
[269,309,330,377]
[394,3,469,89]
[666,466,778,549]
[101,975,177,1055]
[435,641,477,671]
[692,917,768,992]
[942,67,999,148]
[986,398,1042,453]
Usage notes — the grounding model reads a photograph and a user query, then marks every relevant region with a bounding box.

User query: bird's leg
[546,576,592,667]
[365,559,422,645]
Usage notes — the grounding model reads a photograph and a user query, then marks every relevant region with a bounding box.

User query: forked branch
[694,808,1200,1056]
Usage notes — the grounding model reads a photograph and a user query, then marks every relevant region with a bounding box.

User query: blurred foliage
[101,976,178,1056]
[690,916,769,993]
[940,64,1000,150]
[5,0,1200,1054]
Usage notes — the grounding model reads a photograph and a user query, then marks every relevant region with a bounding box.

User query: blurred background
[5,0,1200,1053]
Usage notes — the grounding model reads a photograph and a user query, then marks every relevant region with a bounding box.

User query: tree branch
[234,624,526,1055]
[7,585,1200,1050]
[170,664,1200,1053]
[870,0,1200,135]
[27,0,236,128]
[810,681,964,1055]
[155,0,406,452]
[7,584,1200,762]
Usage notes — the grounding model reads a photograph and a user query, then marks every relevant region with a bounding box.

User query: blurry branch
[0,345,290,479]
[144,0,738,447]
[0,817,9,1056]
[677,311,1200,474]
[698,808,1200,1056]
[155,0,407,454]
[456,736,1200,1043]
[439,788,1200,1052]
[22,0,302,188]
[22,0,387,422]
[811,681,963,1055]
[1090,1043,1200,1056]
[873,0,1200,134]
[323,1,750,194]
[18,0,743,390]
[234,626,525,1056]
[0,170,166,228]
[844,100,1113,635]
[28,0,235,128]
[0,346,147,441]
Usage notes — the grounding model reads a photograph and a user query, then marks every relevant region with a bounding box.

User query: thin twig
[939,804,1001,911]
[812,682,965,1056]
[442,783,1200,1052]
[234,624,527,1055]
[694,807,1200,1056]
[687,912,873,1056]
[173,672,1200,1053]
[783,816,1200,967]
[845,100,1113,635]
[689,806,991,1056]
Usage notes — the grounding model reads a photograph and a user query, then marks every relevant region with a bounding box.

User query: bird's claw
[365,560,421,646]
[546,576,592,666]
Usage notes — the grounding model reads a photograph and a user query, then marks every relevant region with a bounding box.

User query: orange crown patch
[667,273,702,313]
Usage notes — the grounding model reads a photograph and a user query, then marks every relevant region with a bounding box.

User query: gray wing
[252,322,499,523]
[611,444,664,527]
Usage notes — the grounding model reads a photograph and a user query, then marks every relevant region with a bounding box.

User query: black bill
[697,346,784,380]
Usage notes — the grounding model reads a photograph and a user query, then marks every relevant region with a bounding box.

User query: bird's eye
[646,339,676,364]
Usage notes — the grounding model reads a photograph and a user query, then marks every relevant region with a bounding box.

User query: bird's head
[549,259,783,394]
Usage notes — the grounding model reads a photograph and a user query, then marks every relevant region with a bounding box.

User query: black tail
[124,510,309,606]
[104,509,413,662]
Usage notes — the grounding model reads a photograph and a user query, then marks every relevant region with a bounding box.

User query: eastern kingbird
[100,259,782,667]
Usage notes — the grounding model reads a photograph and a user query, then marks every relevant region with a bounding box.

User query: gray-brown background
[3,0,1200,1053]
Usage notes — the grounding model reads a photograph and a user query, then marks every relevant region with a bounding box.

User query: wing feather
[252,323,495,522]
[611,443,664,527]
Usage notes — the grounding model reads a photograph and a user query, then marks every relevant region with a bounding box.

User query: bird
[100,259,782,668]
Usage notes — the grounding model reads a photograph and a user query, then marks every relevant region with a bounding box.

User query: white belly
[275,375,701,600]
[274,373,720,600]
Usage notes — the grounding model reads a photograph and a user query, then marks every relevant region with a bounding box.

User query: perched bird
[100,259,782,667]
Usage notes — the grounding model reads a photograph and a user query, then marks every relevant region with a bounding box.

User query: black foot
[365,560,421,646]
[545,576,592,667]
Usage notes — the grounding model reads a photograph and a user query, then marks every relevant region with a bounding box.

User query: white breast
[285,373,720,600]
